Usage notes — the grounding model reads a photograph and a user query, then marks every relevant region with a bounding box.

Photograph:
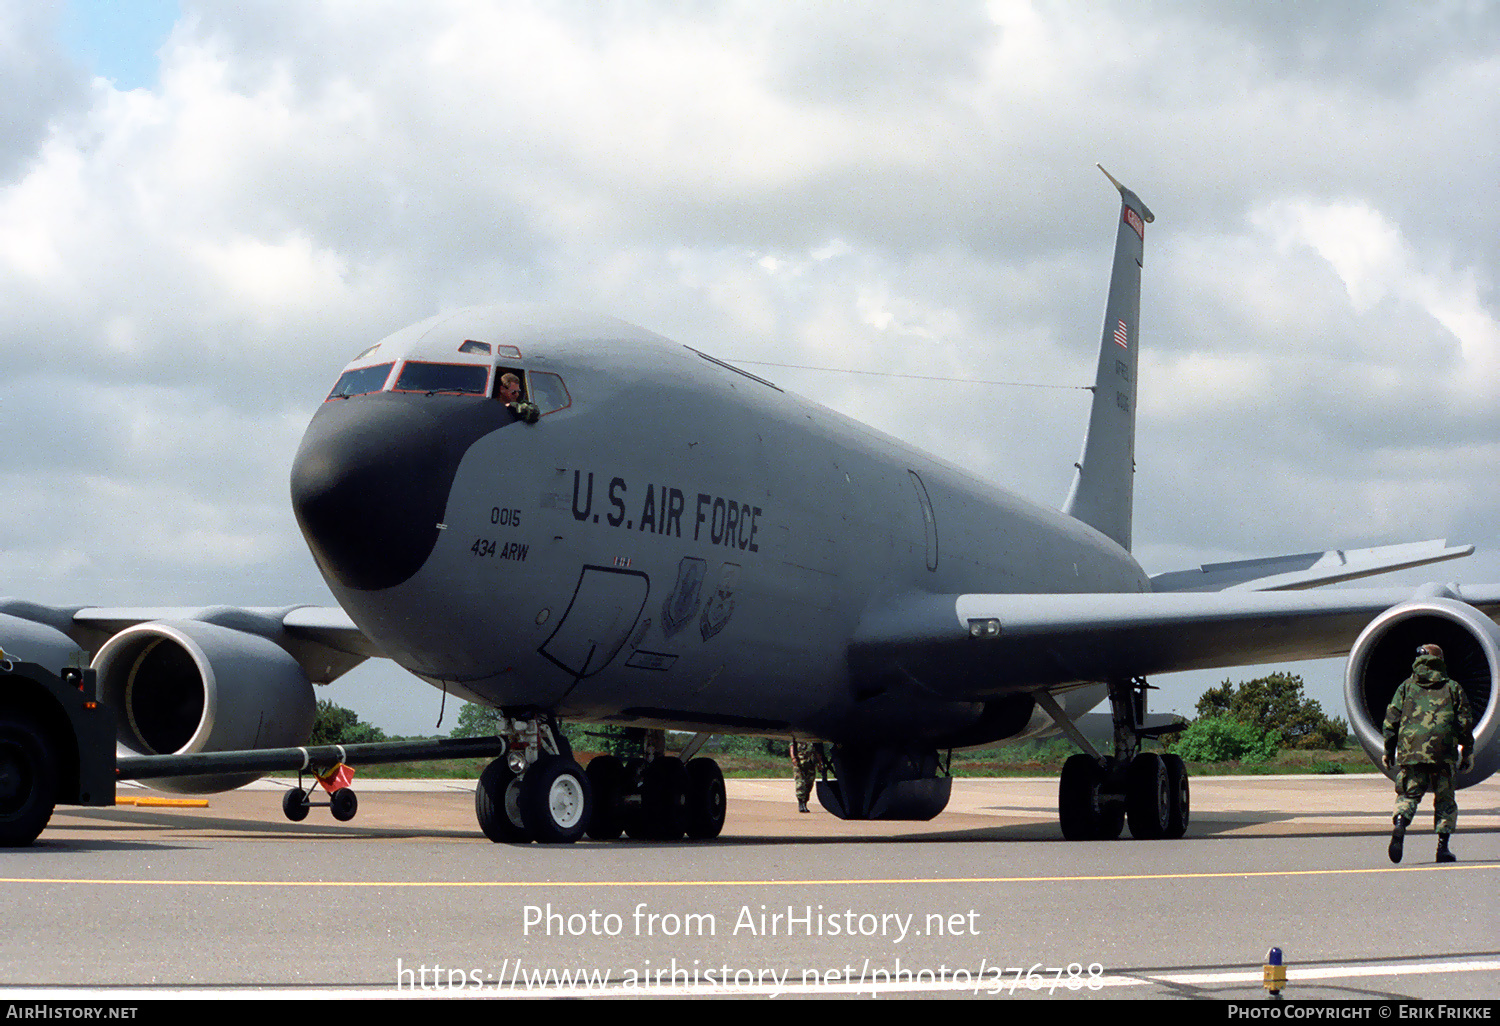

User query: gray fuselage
[290,308,1147,744]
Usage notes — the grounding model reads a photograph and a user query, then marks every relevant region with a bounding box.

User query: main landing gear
[473,720,726,844]
[582,751,725,842]
[1044,678,1189,841]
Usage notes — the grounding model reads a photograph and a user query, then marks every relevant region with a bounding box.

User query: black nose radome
[291,393,517,591]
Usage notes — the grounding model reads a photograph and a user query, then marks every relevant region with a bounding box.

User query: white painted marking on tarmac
[3,959,1495,999]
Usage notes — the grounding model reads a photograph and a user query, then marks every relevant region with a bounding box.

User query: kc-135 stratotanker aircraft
[3,168,1498,845]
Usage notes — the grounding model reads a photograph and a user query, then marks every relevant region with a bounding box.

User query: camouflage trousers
[1394,764,1458,834]
[792,743,819,804]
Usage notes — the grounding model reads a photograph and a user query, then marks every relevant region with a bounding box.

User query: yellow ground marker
[115,796,210,808]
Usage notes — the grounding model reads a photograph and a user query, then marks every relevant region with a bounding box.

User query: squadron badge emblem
[699,563,740,641]
[660,557,706,638]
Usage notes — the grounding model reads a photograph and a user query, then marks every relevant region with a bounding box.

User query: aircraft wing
[1148,539,1472,593]
[849,584,1500,700]
[0,599,380,685]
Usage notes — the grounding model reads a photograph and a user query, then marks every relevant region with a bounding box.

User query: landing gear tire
[684,758,726,840]
[632,756,687,841]
[1097,792,1125,840]
[282,787,310,822]
[330,787,358,822]
[621,757,649,840]
[519,756,591,844]
[476,758,530,843]
[1126,753,1170,840]
[1059,754,1110,841]
[1162,754,1189,839]
[0,715,57,847]
[585,755,627,841]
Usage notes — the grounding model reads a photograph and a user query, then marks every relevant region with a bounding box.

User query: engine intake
[1345,596,1498,788]
[92,620,315,793]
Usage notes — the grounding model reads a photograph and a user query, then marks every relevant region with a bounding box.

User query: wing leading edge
[0,600,378,685]
[849,583,1500,702]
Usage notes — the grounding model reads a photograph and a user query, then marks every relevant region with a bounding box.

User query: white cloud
[2,1,1497,731]
[1263,197,1500,398]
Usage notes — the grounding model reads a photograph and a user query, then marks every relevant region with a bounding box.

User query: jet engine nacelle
[92,620,315,793]
[0,612,83,671]
[1345,595,1498,788]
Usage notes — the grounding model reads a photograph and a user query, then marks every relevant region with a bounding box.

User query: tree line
[312,671,1350,766]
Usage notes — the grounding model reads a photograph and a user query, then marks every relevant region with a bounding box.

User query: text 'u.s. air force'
[569,470,762,551]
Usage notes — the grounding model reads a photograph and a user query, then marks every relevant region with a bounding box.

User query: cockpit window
[327,362,394,399]
[529,372,571,415]
[393,361,490,395]
[457,339,523,359]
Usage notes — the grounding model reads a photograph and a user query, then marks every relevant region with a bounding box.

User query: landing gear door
[539,566,650,679]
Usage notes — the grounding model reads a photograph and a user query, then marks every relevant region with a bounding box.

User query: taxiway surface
[2,775,1496,999]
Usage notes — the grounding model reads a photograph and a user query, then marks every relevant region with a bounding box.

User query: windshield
[393,361,490,395]
[327,363,394,399]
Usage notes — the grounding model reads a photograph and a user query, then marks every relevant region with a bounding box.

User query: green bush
[1173,716,1280,763]
[1194,673,1348,750]
[564,723,636,756]
[311,699,389,745]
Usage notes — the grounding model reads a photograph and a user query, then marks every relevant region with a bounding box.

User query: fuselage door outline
[909,470,938,571]
[538,565,651,682]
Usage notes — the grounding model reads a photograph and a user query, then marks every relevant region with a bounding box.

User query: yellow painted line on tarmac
[0,862,1494,889]
[114,796,211,807]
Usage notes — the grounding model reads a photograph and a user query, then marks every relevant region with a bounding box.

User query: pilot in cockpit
[498,372,540,424]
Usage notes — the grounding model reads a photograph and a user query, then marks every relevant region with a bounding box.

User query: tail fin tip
[1098,164,1155,223]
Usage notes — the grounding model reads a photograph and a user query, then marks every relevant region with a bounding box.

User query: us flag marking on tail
[1114,320,1128,349]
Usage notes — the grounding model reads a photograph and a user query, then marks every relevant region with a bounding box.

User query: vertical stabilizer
[1062,165,1154,551]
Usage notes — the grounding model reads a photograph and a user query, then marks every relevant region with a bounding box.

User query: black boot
[1436,833,1456,863]
[797,800,809,813]
[1388,815,1408,863]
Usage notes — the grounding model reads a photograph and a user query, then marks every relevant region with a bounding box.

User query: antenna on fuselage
[1061,165,1154,552]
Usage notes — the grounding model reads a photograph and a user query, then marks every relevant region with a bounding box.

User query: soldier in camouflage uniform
[1383,644,1475,864]
[790,740,822,813]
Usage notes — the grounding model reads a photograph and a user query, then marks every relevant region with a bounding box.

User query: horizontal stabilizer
[1149,539,1473,593]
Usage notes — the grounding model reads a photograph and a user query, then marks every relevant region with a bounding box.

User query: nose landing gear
[475,718,593,844]
[474,720,726,844]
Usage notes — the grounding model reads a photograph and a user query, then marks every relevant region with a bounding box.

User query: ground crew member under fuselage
[790,740,822,814]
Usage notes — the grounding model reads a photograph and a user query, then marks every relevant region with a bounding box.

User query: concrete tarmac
[1,774,1496,1000]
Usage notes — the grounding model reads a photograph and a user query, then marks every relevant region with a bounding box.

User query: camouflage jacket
[507,400,540,424]
[1383,654,1475,767]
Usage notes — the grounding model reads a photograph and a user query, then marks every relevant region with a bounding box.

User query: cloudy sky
[3,1,1497,735]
